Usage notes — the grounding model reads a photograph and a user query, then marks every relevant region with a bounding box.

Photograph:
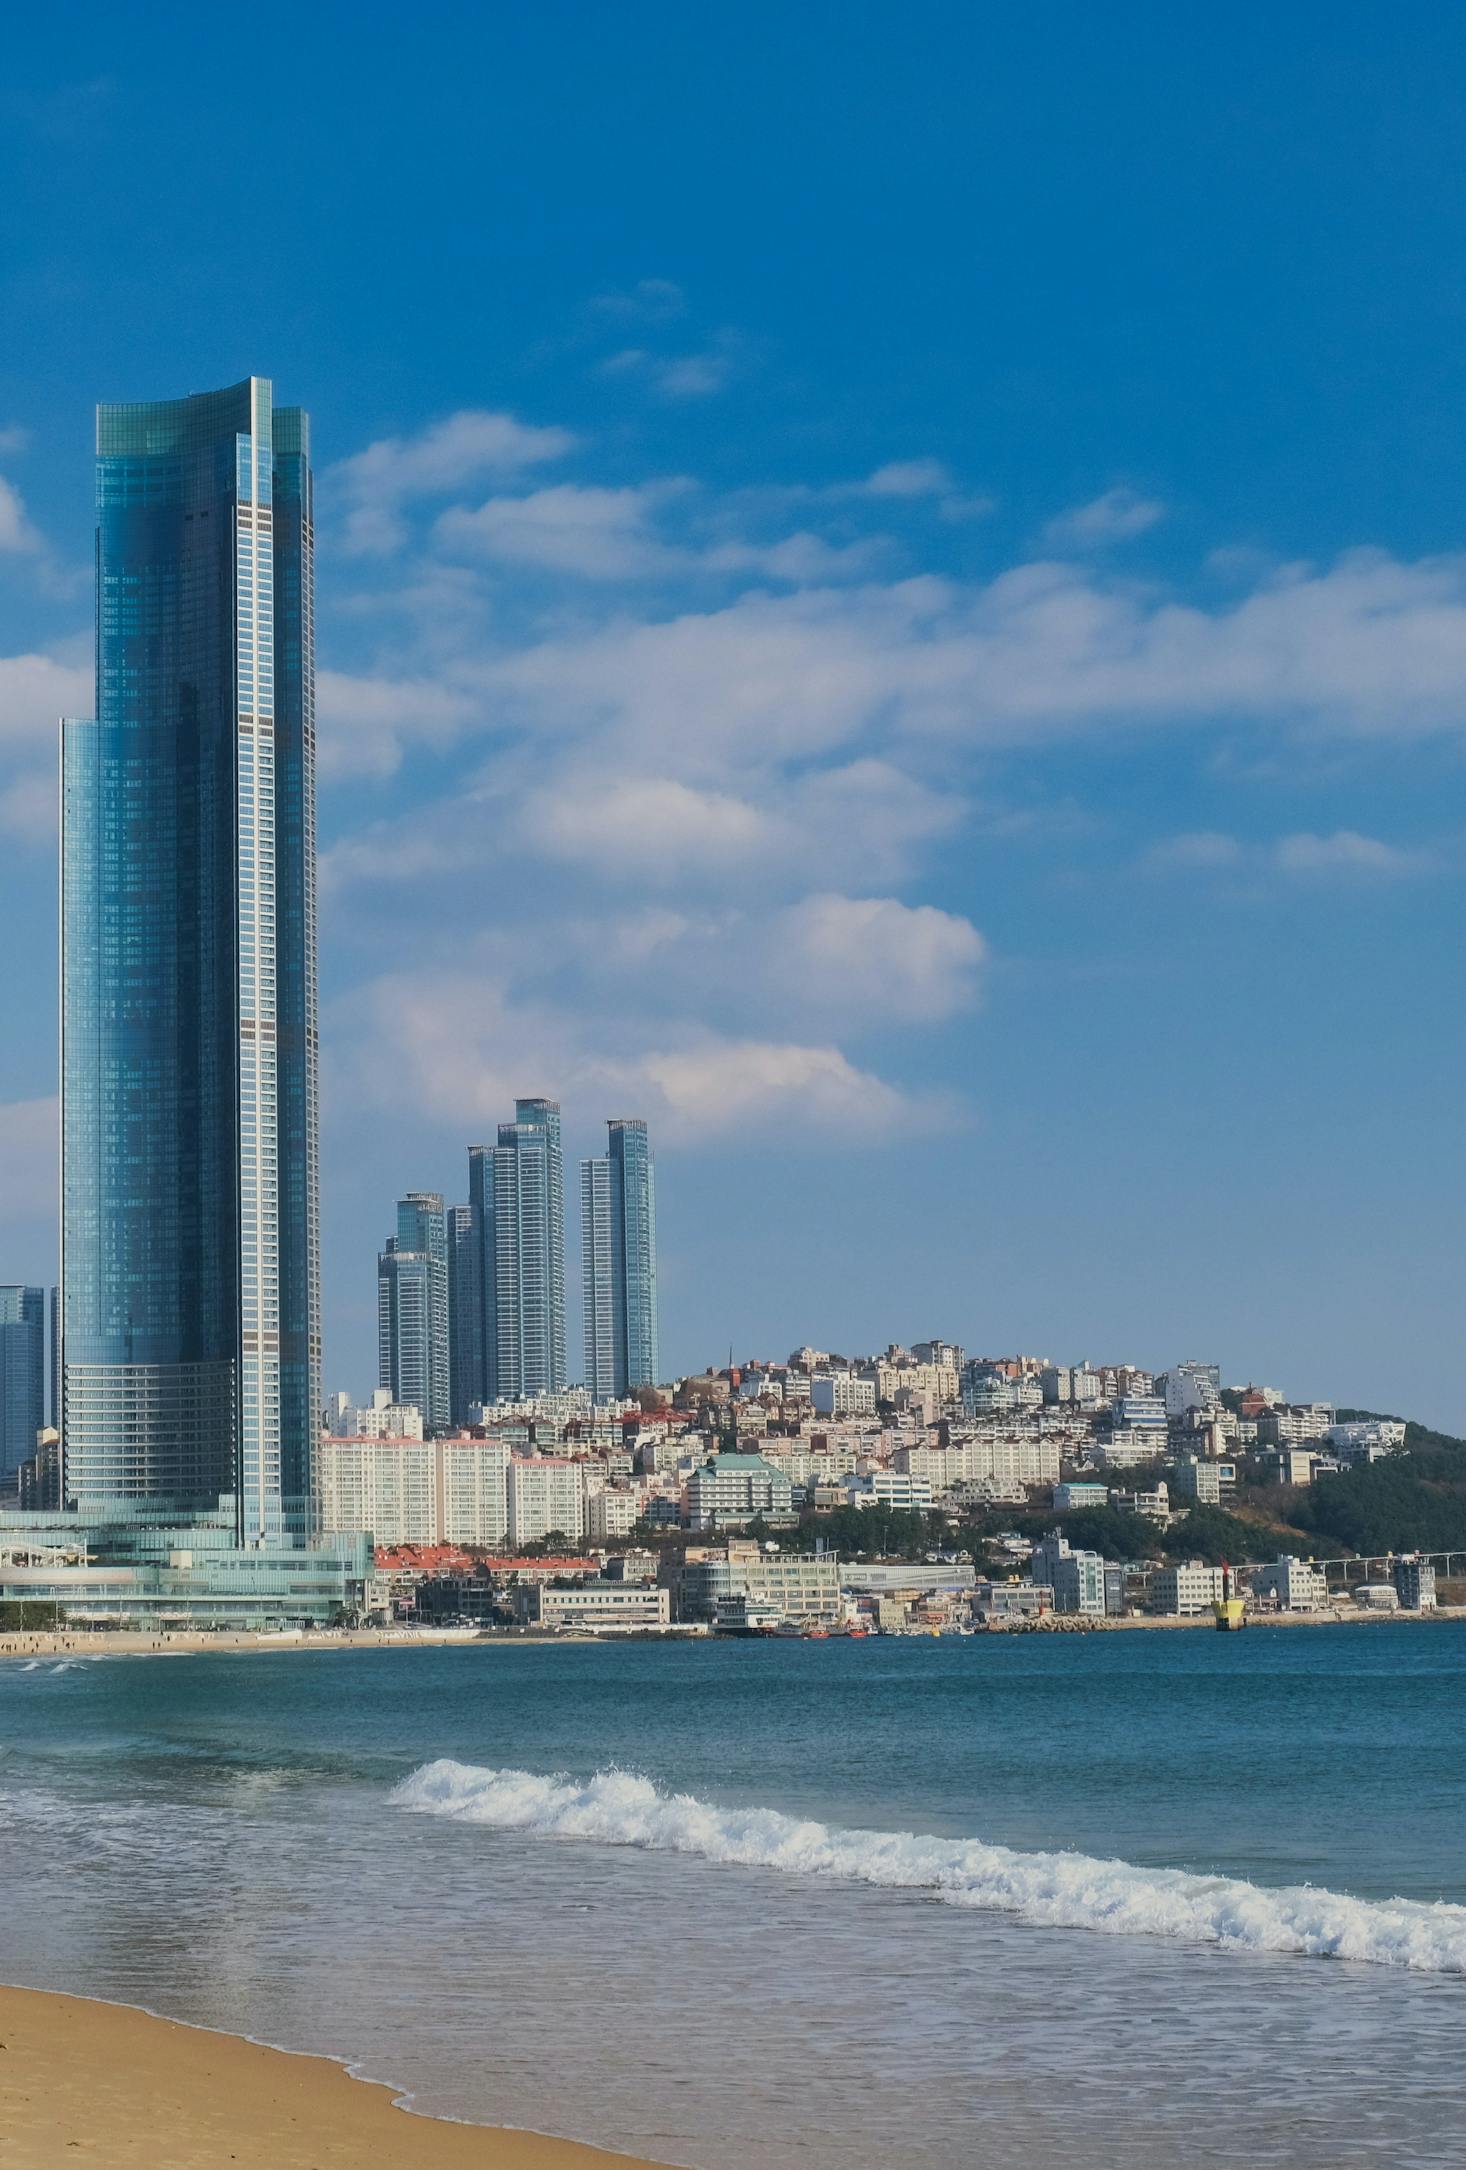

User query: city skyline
[0,10,1463,1431]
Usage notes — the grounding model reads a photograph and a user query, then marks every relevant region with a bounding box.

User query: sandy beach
[0,1606,1460,1661]
[0,1985,655,2170]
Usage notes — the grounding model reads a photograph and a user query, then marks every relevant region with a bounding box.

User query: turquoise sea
[1,1625,1463,2169]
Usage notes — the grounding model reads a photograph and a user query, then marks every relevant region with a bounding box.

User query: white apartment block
[317,1437,436,1545]
[1252,1555,1331,1611]
[1172,1456,1222,1504]
[316,1433,510,1547]
[508,1456,587,1546]
[870,1359,960,1406]
[438,1436,511,1547]
[586,1485,642,1541]
[811,1373,878,1417]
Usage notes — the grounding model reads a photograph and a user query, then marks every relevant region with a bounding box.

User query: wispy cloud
[1045,486,1166,547]
[0,476,41,554]
[1148,828,1432,881]
[599,329,745,400]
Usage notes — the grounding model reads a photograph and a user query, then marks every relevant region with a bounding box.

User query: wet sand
[1,1984,658,2170]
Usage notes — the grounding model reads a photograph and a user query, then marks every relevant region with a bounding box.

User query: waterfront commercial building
[0,1286,46,1480]
[581,1118,659,1400]
[515,1581,671,1632]
[671,1543,842,1625]
[61,378,319,1541]
[377,1193,450,1431]
[1030,1534,1106,1616]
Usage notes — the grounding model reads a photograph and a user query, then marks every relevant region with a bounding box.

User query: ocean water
[1,1627,1462,2169]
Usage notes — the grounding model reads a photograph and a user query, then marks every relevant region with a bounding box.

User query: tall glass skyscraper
[446,1200,481,1426]
[377,1191,449,1430]
[581,1118,659,1399]
[61,378,320,1542]
[0,1285,46,1479]
[459,1101,566,1404]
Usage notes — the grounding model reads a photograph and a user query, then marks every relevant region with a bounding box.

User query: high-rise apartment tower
[61,379,319,1539]
[458,1101,565,1405]
[0,1285,45,1480]
[581,1118,659,1400]
[378,1192,450,1430]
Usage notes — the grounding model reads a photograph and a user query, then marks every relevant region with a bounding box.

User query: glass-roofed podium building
[4,377,371,1624]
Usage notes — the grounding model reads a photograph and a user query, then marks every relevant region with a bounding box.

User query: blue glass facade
[61,379,319,1540]
[0,1285,46,1478]
[460,1102,566,1405]
[378,1192,450,1429]
[581,1118,659,1399]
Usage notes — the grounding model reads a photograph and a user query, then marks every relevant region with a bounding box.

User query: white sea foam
[392,1760,1466,1973]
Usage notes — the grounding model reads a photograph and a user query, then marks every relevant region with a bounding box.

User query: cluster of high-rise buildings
[376,1109,659,1431]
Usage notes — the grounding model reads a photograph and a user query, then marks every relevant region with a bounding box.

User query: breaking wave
[392,1760,1466,1973]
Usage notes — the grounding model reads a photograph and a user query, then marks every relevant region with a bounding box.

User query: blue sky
[1,2,1463,1425]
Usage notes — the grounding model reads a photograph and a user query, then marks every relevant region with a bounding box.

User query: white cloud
[1149,828,1428,880]
[591,278,686,322]
[775,894,986,1020]
[1272,830,1426,878]
[597,327,743,400]
[437,481,686,579]
[0,651,92,748]
[328,969,946,1143]
[316,667,480,780]
[329,410,576,554]
[861,459,954,498]
[0,769,58,840]
[0,476,40,553]
[631,1035,933,1139]
[521,775,776,875]
[1046,487,1166,547]
[654,351,734,399]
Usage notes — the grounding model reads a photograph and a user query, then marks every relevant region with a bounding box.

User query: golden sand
[0,1985,657,2170]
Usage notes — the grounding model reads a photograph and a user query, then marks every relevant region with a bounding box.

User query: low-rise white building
[1053,1481,1109,1510]
[517,1582,671,1632]
[1148,1560,1226,1615]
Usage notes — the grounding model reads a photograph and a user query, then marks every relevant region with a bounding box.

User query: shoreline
[0,1606,1461,1659]
[0,1982,660,2170]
